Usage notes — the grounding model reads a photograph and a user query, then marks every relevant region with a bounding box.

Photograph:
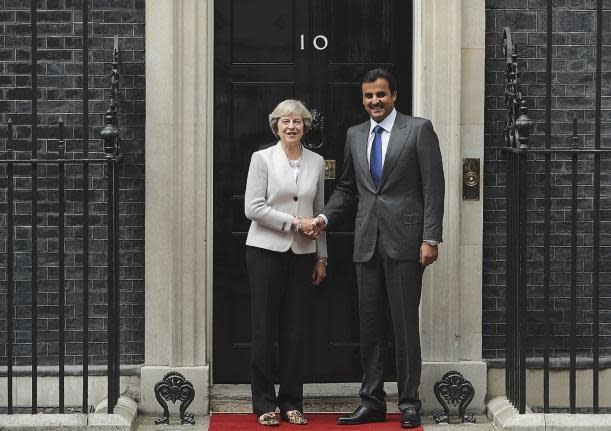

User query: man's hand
[312,260,327,285]
[301,216,326,239]
[300,218,320,239]
[308,216,327,239]
[316,215,327,231]
[419,242,438,267]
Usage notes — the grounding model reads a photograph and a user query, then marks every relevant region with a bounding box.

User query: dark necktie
[370,125,383,187]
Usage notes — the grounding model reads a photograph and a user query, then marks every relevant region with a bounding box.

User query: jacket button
[293,196,298,201]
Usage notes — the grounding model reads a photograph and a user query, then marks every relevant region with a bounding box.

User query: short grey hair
[268,99,312,136]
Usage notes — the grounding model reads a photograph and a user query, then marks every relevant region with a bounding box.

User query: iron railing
[502,1,607,414]
[2,1,122,414]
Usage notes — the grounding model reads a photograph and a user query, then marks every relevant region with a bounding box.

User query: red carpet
[210,413,424,430]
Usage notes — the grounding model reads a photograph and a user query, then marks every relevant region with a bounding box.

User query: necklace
[287,144,303,168]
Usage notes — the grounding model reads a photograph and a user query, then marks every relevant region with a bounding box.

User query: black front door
[213,0,412,383]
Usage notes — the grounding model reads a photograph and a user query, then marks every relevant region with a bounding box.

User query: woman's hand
[300,218,321,239]
[312,260,327,286]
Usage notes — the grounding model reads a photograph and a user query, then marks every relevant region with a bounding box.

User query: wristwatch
[316,258,328,266]
[423,240,438,246]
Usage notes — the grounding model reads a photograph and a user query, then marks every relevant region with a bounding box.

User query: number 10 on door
[300,34,329,51]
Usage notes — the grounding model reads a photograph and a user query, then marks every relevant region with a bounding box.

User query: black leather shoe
[336,405,386,425]
[400,407,421,429]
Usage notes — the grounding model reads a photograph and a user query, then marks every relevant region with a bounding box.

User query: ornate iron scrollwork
[154,371,196,425]
[503,27,532,150]
[303,108,325,149]
[433,371,476,424]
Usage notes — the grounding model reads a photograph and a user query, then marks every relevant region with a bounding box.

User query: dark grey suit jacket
[323,112,445,262]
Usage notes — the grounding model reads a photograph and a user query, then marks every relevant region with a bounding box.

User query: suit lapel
[297,147,313,192]
[354,121,375,190]
[272,142,298,192]
[379,113,413,188]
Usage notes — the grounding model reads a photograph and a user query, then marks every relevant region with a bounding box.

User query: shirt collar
[369,108,397,135]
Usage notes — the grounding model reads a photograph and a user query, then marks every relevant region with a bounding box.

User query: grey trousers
[356,247,424,412]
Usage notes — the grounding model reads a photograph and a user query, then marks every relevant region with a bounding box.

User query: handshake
[293,215,326,240]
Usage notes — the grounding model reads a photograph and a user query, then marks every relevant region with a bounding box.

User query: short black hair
[361,68,397,94]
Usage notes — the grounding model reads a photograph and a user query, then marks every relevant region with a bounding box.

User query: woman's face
[277,113,304,145]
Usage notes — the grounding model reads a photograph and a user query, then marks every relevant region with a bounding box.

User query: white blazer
[244,142,328,258]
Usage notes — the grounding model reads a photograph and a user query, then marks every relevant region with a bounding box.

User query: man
[313,68,444,428]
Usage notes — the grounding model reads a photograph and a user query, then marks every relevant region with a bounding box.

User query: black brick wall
[0,0,144,366]
[484,1,611,359]
[2,0,604,368]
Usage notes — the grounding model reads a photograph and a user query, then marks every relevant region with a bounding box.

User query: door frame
[204,0,476,382]
[144,0,486,396]
[210,0,414,384]
[206,0,425,384]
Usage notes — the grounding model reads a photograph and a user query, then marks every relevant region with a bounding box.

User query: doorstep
[487,396,611,431]
[141,413,496,430]
[134,415,210,430]
[211,382,487,414]
[0,397,138,431]
[209,384,496,429]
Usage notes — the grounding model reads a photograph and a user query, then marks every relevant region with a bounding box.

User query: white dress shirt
[367,108,397,166]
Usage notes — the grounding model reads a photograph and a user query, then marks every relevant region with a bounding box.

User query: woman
[244,99,327,426]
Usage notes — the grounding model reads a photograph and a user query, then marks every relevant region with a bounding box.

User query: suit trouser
[356,245,424,412]
[245,245,313,415]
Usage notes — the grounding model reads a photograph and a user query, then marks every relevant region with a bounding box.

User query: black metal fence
[2,1,121,414]
[502,0,608,414]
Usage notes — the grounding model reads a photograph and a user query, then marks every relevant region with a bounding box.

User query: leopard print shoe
[282,410,308,425]
[257,412,279,426]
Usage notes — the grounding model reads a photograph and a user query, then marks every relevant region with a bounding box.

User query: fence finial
[503,28,532,150]
[58,118,65,157]
[515,101,532,150]
[101,37,120,158]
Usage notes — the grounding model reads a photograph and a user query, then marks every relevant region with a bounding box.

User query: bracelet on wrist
[294,218,302,232]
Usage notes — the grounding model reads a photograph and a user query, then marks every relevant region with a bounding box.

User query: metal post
[504,151,513,404]
[58,119,66,413]
[107,156,115,413]
[113,35,122,408]
[543,0,553,413]
[502,30,532,412]
[6,119,14,414]
[82,0,90,413]
[513,152,519,407]
[518,148,527,415]
[592,0,602,413]
[30,1,38,414]
[569,117,578,414]
[101,34,121,414]
[113,156,121,406]
[512,151,519,407]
